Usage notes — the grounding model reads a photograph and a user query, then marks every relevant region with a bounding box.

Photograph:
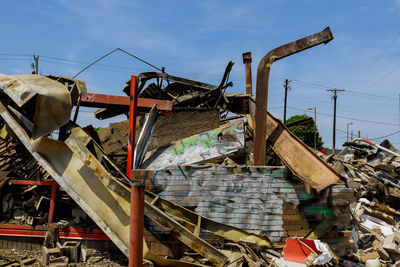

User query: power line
[345,32,400,89]
[0,58,32,61]
[0,53,31,57]
[365,33,400,73]
[369,130,400,140]
[286,106,400,127]
[1,53,242,80]
[290,78,397,100]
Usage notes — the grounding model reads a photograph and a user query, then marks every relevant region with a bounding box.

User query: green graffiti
[171,128,227,155]
[271,171,284,179]
[298,193,312,202]
[302,206,336,219]
[284,182,293,189]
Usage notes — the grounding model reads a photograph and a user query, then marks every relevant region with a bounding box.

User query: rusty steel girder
[254,27,334,165]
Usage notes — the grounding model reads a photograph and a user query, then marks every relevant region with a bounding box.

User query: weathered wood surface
[142,120,245,170]
[246,97,342,192]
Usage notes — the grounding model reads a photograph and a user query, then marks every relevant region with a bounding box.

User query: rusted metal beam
[247,97,342,192]
[254,27,334,165]
[242,51,253,95]
[80,93,172,111]
[94,108,125,120]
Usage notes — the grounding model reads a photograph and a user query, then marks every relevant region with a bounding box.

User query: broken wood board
[246,97,342,192]
[142,120,245,170]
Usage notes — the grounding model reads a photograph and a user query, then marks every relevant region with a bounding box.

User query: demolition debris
[0,26,398,266]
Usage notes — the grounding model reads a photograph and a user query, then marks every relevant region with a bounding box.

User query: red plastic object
[283,238,321,263]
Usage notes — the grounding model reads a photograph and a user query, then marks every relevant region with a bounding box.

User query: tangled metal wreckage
[0,27,397,266]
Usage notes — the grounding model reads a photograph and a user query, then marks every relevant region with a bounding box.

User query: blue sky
[1,0,400,149]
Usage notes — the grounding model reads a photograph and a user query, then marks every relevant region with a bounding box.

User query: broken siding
[148,165,355,242]
[142,120,245,169]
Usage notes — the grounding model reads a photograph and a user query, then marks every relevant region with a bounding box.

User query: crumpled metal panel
[0,103,205,267]
[0,74,71,139]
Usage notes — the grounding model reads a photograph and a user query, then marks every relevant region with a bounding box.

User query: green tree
[286,114,324,149]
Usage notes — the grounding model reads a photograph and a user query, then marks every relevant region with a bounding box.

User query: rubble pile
[325,139,400,265]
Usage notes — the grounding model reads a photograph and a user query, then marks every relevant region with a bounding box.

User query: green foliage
[286,114,324,149]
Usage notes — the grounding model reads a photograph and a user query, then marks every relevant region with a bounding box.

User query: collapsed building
[0,26,397,266]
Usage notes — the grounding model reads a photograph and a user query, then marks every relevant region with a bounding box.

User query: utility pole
[33,55,39,74]
[283,79,291,124]
[327,89,345,155]
[307,107,317,149]
[346,122,353,142]
[242,52,252,95]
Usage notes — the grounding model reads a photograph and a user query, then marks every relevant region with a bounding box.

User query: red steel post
[127,75,144,267]
[48,183,57,224]
[127,76,138,179]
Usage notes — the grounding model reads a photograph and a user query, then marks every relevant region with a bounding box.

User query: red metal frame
[127,76,144,267]
[6,180,109,241]
[10,180,57,186]
[80,93,172,111]
[10,180,57,224]
[0,224,109,240]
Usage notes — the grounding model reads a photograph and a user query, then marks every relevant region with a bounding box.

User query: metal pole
[242,52,253,95]
[314,107,317,149]
[346,122,353,142]
[48,183,57,224]
[127,75,143,267]
[254,27,333,165]
[327,89,344,155]
[283,79,291,124]
[333,93,337,154]
[33,55,39,74]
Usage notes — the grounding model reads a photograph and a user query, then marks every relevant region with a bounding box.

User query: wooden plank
[246,98,342,192]
[142,120,245,170]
